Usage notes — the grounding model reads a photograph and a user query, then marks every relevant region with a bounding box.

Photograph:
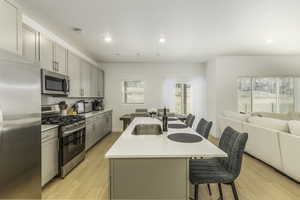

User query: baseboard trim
[244,152,300,184]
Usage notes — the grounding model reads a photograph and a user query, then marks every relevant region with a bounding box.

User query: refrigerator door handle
[0,108,3,151]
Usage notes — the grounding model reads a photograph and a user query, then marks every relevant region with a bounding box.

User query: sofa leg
[218,183,223,200]
[194,184,199,200]
[207,184,212,196]
[231,182,239,200]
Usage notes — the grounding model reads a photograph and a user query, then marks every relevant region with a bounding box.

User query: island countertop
[105,117,226,159]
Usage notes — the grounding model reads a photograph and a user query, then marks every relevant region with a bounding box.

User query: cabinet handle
[57,139,60,151]
[57,62,59,72]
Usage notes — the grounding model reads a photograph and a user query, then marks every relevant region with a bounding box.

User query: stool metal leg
[194,184,199,200]
[207,184,212,196]
[218,183,223,200]
[231,182,239,200]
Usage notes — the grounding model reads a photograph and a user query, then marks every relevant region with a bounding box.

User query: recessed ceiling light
[159,37,166,44]
[104,36,112,43]
[266,39,273,44]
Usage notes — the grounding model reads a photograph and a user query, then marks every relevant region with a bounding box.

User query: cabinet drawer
[42,128,58,142]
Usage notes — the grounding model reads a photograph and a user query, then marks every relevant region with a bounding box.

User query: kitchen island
[105,117,226,200]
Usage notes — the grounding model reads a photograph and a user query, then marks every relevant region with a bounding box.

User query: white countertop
[105,117,227,159]
[41,124,59,132]
[82,108,113,119]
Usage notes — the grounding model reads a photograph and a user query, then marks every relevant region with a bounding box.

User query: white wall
[205,59,217,136]
[206,56,300,137]
[103,62,206,132]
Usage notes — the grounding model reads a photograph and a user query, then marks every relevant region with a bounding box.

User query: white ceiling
[17,0,300,63]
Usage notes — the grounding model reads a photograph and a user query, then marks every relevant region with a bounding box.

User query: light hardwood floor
[42,132,300,200]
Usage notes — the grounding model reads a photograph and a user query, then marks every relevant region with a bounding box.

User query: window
[238,78,252,113]
[175,83,191,114]
[253,77,277,112]
[122,81,144,104]
[279,77,294,113]
[238,77,297,113]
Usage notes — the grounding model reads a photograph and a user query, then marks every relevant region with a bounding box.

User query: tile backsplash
[41,95,100,107]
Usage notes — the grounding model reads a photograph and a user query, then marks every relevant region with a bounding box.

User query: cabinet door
[68,52,81,97]
[39,34,54,71]
[85,121,93,150]
[0,0,21,54]
[42,137,58,186]
[80,60,91,97]
[95,116,103,140]
[22,23,38,61]
[90,66,98,97]
[98,69,104,97]
[54,43,67,75]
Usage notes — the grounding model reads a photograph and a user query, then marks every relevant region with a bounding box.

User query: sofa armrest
[278,132,300,182]
[243,122,283,171]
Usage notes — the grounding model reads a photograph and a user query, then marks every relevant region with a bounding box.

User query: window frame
[175,82,191,114]
[237,76,297,113]
[121,80,145,105]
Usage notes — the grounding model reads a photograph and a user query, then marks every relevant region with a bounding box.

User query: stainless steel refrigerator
[0,49,41,199]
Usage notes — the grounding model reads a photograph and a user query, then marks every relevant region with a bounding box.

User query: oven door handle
[62,126,85,137]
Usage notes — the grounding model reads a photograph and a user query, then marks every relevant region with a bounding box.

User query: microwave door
[41,69,69,96]
[44,76,65,95]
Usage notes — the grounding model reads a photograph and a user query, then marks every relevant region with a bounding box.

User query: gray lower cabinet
[41,128,59,187]
[85,111,112,151]
[109,158,189,199]
[86,117,97,151]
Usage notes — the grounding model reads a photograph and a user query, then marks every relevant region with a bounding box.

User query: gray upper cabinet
[22,23,38,61]
[0,0,22,54]
[90,66,98,97]
[68,51,81,97]
[98,69,104,98]
[53,43,67,75]
[39,35,67,75]
[80,60,91,97]
[39,34,54,71]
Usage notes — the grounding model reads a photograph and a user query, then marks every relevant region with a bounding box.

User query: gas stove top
[42,115,85,126]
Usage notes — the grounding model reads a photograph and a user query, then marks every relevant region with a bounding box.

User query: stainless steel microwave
[41,69,70,96]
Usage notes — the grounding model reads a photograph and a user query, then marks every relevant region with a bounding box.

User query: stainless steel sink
[132,124,163,135]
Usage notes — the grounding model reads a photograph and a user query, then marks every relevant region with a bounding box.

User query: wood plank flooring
[42,132,300,200]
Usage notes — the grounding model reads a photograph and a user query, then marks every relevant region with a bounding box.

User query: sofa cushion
[288,112,300,121]
[223,110,250,122]
[251,112,290,120]
[247,116,289,132]
[288,120,300,136]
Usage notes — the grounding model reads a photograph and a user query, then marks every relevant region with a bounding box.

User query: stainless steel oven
[59,120,86,177]
[41,69,70,96]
